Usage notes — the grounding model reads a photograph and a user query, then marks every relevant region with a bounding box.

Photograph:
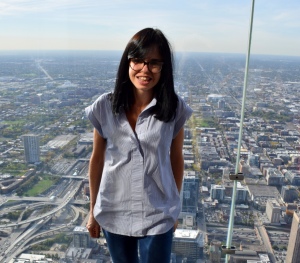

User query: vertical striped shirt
[85,92,193,236]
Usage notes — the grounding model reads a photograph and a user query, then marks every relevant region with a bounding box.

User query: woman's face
[128,46,162,94]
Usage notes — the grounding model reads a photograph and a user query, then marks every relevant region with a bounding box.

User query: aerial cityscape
[0,50,300,263]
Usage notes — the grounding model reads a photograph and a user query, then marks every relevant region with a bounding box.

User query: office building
[229,251,269,263]
[247,153,260,167]
[236,182,248,203]
[265,168,284,186]
[181,172,200,214]
[182,214,195,229]
[281,186,298,203]
[266,199,281,224]
[65,247,93,262]
[225,181,248,204]
[211,185,225,201]
[22,134,40,163]
[172,229,204,262]
[217,99,226,109]
[210,240,221,263]
[207,94,226,104]
[73,226,91,248]
[284,170,300,186]
[286,211,300,263]
[13,253,52,262]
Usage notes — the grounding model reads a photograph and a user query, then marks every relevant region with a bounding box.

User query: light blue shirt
[85,92,193,236]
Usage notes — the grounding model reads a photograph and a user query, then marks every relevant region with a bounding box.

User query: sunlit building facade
[266,198,281,224]
[22,134,40,163]
[287,211,300,263]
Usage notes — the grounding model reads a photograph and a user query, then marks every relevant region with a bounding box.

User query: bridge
[0,186,88,229]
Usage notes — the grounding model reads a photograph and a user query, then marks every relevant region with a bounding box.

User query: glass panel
[0,1,299,263]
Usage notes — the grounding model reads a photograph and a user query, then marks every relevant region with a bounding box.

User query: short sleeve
[85,93,109,138]
[173,95,193,138]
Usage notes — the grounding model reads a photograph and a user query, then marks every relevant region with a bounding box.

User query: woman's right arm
[86,128,106,238]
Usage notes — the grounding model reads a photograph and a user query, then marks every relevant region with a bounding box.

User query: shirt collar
[119,97,157,116]
[143,97,157,112]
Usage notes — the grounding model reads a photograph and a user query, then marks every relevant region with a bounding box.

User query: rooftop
[174,229,200,240]
[73,226,89,233]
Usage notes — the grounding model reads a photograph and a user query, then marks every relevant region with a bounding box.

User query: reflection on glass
[0,48,300,260]
[1,1,300,262]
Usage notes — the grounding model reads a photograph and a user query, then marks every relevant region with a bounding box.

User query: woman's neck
[126,89,154,130]
[132,89,154,110]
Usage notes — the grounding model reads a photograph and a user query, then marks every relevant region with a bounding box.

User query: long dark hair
[110,28,178,122]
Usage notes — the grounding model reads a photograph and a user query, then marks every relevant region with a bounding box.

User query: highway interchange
[0,178,89,262]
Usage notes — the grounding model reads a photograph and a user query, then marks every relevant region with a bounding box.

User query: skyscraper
[73,226,91,248]
[181,173,200,214]
[172,229,204,262]
[22,134,40,163]
[286,210,300,263]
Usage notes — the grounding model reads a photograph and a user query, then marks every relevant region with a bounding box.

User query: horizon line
[0,50,299,58]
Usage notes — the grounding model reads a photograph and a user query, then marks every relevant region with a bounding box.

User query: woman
[85,28,192,263]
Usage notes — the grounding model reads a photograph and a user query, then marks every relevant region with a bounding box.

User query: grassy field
[24,177,55,196]
[195,117,217,128]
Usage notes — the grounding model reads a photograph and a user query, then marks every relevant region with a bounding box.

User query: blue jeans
[102,228,173,263]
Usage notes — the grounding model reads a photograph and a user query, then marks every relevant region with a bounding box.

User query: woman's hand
[86,213,101,238]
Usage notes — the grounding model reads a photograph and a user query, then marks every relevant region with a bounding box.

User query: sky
[0,0,300,56]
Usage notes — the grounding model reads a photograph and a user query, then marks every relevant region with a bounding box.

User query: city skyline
[0,0,300,56]
[1,45,300,262]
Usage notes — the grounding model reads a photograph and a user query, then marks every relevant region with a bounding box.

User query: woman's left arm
[170,127,185,193]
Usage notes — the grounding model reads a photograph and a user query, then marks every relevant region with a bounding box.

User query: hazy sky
[1,0,300,56]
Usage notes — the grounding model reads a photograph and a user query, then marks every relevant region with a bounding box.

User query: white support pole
[225,0,255,262]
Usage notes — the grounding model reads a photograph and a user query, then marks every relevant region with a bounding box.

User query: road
[0,181,84,229]
[36,60,54,81]
[257,225,276,263]
[0,204,83,262]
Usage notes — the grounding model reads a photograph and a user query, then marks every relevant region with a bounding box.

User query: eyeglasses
[129,58,164,73]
